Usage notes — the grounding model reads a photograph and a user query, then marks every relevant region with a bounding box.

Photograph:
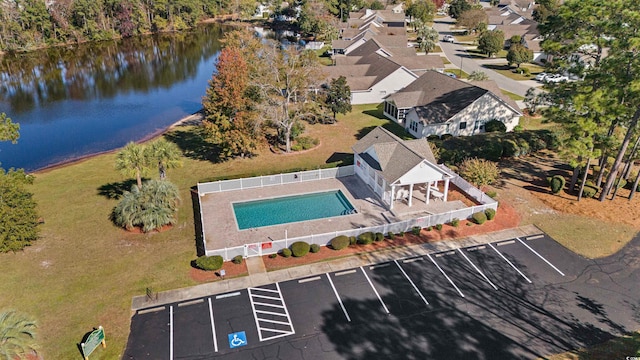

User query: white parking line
[253,302,285,308]
[258,318,291,326]
[251,287,279,293]
[138,306,165,315]
[251,294,280,300]
[466,245,486,251]
[169,305,174,360]
[497,240,515,246]
[370,263,391,270]
[527,235,544,240]
[516,238,565,276]
[426,254,465,298]
[488,243,532,283]
[403,257,424,263]
[335,269,357,276]
[457,248,498,290]
[326,274,351,322]
[255,309,289,317]
[360,267,390,314]
[178,299,203,307]
[208,298,218,353]
[298,276,321,283]
[215,292,241,299]
[394,260,429,306]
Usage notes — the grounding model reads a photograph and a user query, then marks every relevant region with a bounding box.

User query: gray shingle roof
[352,126,437,183]
[327,54,404,90]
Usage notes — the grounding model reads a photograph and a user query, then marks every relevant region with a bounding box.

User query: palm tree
[146,139,183,180]
[115,142,151,190]
[112,180,180,232]
[0,310,38,360]
[415,23,439,54]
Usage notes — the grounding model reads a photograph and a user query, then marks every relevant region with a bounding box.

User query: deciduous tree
[506,44,533,68]
[458,157,500,187]
[324,76,352,120]
[477,29,504,57]
[0,113,19,144]
[448,0,471,19]
[406,0,436,25]
[456,8,486,33]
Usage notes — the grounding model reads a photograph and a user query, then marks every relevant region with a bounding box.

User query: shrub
[426,226,433,231]
[291,136,319,151]
[441,134,453,141]
[517,138,530,156]
[195,255,224,271]
[411,226,421,235]
[269,253,277,259]
[291,241,311,257]
[330,235,350,250]
[398,231,405,237]
[485,120,507,133]
[435,224,443,231]
[486,190,497,199]
[582,185,599,198]
[349,236,357,245]
[310,243,320,253]
[614,178,628,189]
[485,208,496,220]
[375,232,384,241]
[387,232,395,239]
[458,157,500,187]
[513,124,524,132]
[549,175,565,194]
[281,248,292,257]
[232,255,243,264]
[451,218,460,227]
[472,211,487,224]
[357,232,375,245]
[466,222,473,226]
[502,139,520,157]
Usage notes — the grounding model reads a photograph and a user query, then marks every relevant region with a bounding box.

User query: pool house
[352,126,453,210]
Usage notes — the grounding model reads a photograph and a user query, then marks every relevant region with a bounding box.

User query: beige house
[352,126,453,210]
[383,71,522,137]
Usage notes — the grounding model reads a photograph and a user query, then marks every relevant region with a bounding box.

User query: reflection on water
[0,24,225,171]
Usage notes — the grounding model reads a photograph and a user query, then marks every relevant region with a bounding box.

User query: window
[459,122,467,130]
[409,120,419,133]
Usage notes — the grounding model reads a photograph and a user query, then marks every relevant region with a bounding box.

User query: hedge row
[436,129,559,164]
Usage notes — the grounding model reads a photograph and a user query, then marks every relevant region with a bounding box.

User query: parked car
[442,35,455,43]
[535,72,548,82]
[544,74,569,83]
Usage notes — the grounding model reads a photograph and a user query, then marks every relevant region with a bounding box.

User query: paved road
[434,16,535,97]
[125,233,640,359]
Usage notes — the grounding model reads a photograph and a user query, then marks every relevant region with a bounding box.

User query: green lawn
[482,63,546,81]
[0,103,400,359]
[501,89,525,101]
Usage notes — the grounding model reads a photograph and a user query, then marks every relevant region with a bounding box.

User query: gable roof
[386,71,521,123]
[352,126,438,183]
[328,52,416,90]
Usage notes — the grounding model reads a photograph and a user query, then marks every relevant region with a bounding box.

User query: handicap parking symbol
[228,331,247,349]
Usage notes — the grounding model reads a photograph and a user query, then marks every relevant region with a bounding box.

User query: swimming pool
[233,190,356,230]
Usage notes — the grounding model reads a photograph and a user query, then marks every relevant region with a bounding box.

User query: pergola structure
[352,126,454,210]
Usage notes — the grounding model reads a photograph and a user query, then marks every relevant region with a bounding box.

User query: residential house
[383,71,521,137]
[352,126,454,210]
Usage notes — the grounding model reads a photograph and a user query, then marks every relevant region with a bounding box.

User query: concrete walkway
[131,225,543,310]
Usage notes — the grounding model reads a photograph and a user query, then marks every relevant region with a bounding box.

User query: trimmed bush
[291,241,311,257]
[451,218,460,227]
[435,224,443,231]
[375,232,384,242]
[232,255,244,264]
[349,236,357,245]
[582,185,599,198]
[486,190,497,199]
[310,244,320,253]
[269,253,277,259]
[426,226,433,231]
[281,248,292,257]
[485,119,507,133]
[549,175,565,194]
[330,235,350,250]
[398,231,405,237]
[411,226,421,235]
[485,208,496,220]
[357,232,375,245]
[502,139,520,157]
[387,231,395,239]
[195,255,224,271]
[472,211,487,224]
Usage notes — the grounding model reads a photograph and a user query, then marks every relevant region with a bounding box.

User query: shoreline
[33,110,205,175]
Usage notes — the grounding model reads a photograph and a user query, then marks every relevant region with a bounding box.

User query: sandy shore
[34,110,205,174]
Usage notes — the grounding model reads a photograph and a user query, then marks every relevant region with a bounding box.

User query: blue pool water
[233,190,355,230]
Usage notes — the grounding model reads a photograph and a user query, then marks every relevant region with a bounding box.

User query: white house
[352,126,454,210]
[383,71,522,137]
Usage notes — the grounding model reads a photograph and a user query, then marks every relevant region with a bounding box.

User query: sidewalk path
[131,225,543,310]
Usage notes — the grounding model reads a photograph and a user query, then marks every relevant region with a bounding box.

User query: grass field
[1,103,638,359]
[482,63,546,81]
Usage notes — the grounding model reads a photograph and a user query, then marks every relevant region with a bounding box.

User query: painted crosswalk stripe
[248,284,295,342]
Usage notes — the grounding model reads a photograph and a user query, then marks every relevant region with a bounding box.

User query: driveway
[433,16,536,97]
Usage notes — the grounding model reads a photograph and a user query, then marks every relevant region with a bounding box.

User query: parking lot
[125,234,640,359]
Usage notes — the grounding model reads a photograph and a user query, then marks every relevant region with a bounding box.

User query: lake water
[0,25,225,172]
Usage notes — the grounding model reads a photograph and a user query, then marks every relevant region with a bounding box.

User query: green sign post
[81,326,106,360]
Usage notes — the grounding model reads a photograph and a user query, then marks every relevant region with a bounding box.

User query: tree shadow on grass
[163,128,222,163]
[97,179,142,200]
[482,63,513,71]
[362,103,386,119]
[326,152,353,166]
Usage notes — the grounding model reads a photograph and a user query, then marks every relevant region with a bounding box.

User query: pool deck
[199,175,468,252]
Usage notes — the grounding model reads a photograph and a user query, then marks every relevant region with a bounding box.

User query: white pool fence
[197,165,498,260]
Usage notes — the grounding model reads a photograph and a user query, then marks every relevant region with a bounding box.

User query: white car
[535,72,548,82]
[544,74,569,83]
[442,35,455,43]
